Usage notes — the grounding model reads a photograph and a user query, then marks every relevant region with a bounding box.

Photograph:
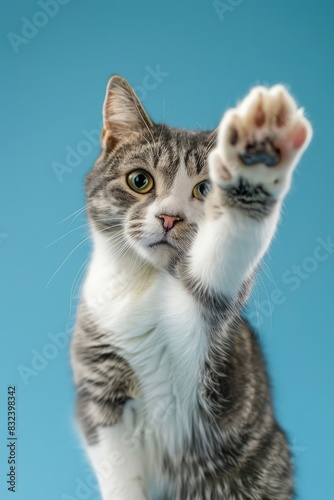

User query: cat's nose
[158,214,181,231]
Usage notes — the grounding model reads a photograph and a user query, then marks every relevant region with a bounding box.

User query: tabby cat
[71,75,312,499]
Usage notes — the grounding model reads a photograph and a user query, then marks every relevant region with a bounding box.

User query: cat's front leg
[71,319,147,500]
[84,415,147,500]
[188,85,312,302]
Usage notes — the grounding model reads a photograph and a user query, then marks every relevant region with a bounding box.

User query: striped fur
[71,76,312,499]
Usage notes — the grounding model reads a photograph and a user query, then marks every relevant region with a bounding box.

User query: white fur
[189,206,280,298]
[86,417,146,500]
[84,230,207,497]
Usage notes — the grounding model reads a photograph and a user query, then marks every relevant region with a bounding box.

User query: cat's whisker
[45,223,90,248]
[95,223,125,231]
[161,99,166,126]
[45,226,110,290]
[133,98,155,144]
[44,235,91,290]
[157,122,167,146]
[69,255,90,315]
[198,131,217,167]
[55,204,88,226]
[259,259,277,288]
[68,201,94,228]
[68,209,89,228]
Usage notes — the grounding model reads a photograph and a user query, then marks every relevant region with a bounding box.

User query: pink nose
[158,214,181,231]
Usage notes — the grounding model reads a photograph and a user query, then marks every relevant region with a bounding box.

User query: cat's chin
[137,242,176,268]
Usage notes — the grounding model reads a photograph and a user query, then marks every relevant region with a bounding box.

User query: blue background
[1,0,333,498]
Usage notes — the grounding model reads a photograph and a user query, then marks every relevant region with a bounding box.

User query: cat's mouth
[148,239,177,250]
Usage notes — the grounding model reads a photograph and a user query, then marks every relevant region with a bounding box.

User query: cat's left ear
[101,75,153,149]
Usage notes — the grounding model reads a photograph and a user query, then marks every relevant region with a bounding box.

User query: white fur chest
[83,241,207,478]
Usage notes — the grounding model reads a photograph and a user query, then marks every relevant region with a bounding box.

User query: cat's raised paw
[209,85,312,198]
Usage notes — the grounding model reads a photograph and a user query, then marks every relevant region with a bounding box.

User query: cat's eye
[127,169,154,194]
[193,181,211,201]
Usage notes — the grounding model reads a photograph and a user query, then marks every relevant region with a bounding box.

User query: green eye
[193,181,210,201]
[127,169,154,194]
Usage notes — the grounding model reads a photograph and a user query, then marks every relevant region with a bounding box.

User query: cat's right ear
[101,75,153,149]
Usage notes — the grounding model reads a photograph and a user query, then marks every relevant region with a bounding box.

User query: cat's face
[86,76,215,268]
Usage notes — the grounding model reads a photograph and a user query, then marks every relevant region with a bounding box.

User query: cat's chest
[84,267,207,454]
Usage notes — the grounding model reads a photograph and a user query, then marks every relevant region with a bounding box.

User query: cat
[71,75,312,500]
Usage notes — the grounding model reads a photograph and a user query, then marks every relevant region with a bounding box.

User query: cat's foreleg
[188,85,312,303]
[71,322,146,500]
[84,417,146,500]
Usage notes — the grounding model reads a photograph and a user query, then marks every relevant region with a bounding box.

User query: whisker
[69,255,90,315]
[55,204,87,226]
[45,223,90,248]
[44,235,92,290]
[44,226,110,290]
[133,98,155,144]
[68,201,95,228]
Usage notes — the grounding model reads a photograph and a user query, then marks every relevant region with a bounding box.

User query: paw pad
[240,139,281,167]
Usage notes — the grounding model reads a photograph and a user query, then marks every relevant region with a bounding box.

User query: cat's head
[86,76,215,268]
